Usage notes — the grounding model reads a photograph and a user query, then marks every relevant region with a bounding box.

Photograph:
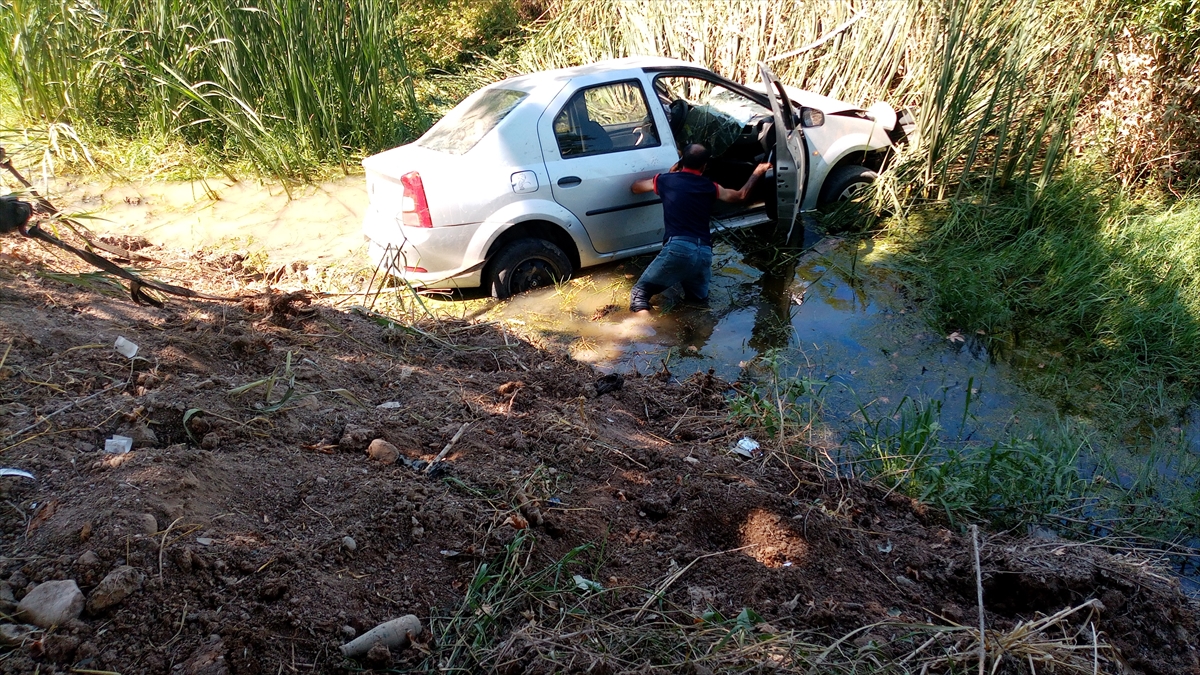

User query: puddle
[54,176,369,267]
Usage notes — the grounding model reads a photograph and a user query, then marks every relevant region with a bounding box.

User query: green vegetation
[885,178,1200,422]
[427,523,1120,672]
[0,0,422,180]
[731,356,1199,571]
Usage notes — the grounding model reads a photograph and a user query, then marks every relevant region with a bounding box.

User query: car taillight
[400,171,432,228]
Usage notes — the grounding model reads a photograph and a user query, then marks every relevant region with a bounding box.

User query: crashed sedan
[362,57,914,297]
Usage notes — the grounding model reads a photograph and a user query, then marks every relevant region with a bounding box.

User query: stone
[366,439,399,465]
[86,565,144,613]
[341,625,356,639]
[125,423,159,448]
[0,623,38,647]
[339,426,376,452]
[365,642,391,666]
[137,513,159,535]
[16,580,85,627]
[181,636,228,675]
[76,550,100,566]
[342,536,358,553]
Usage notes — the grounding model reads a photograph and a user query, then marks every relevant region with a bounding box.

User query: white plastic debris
[573,575,602,592]
[376,401,402,409]
[0,468,34,480]
[113,336,139,359]
[104,435,133,455]
[732,437,760,458]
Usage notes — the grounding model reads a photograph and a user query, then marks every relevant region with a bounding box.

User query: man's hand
[631,176,656,194]
[717,163,773,203]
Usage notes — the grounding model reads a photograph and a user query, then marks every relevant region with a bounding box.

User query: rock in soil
[341,536,358,553]
[366,438,399,464]
[86,565,145,613]
[180,636,228,675]
[0,624,39,647]
[17,580,84,627]
[339,425,376,452]
[136,512,159,535]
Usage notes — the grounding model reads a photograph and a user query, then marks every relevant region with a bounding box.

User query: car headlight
[801,108,825,127]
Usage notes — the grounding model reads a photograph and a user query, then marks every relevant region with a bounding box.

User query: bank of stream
[487,230,1200,588]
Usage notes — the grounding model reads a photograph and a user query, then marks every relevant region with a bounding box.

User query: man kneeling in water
[628,143,769,314]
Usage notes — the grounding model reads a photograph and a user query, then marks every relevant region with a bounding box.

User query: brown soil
[0,232,1198,674]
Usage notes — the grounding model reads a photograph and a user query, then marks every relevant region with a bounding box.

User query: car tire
[819,164,878,206]
[487,238,572,299]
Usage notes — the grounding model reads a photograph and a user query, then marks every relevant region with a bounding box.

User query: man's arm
[717,162,772,203]
[631,176,656,194]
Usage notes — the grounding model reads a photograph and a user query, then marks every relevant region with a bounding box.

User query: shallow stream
[492,231,1054,444]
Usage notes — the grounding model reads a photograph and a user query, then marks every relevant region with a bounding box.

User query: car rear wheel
[819,164,878,205]
[487,238,572,299]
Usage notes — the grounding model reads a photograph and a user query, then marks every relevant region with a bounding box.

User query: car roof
[494,57,862,114]
[497,56,693,91]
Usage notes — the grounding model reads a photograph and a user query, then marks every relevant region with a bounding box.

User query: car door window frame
[553,79,662,159]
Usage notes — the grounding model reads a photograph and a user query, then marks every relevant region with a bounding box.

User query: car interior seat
[668,99,689,139]
[579,119,613,153]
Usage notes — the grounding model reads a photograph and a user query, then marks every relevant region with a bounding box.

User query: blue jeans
[630,237,712,312]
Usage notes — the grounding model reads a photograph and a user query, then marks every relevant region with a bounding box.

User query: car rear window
[418,88,528,155]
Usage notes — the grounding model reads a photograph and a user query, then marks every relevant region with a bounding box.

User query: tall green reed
[0,0,422,181]
[495,0,1118,199]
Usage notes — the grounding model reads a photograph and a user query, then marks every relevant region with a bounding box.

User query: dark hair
[680,143,711,170]
[0,195,32,235]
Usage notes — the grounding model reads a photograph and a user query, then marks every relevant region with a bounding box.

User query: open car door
[758,63,808,240]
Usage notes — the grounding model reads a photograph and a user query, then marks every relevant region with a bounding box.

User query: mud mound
[0,242,1197,674]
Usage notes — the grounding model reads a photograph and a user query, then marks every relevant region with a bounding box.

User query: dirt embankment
[0,234,1197,674]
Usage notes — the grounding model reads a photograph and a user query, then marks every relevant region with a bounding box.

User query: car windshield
[418,88,528,155]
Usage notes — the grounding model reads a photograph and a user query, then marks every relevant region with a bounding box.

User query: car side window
[553,80,660,158]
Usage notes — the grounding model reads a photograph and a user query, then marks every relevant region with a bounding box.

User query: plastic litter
[104,435,133,454]
[113,336,139,359]
[732,437,760,458]
[0,468,34,480]
[573,575,602,592]
[376,401,402,409]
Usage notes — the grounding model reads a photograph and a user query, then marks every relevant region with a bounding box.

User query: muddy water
[492,232,1053,442]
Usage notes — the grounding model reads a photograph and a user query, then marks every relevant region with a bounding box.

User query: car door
[758,63,808,240]
[539,77,678,254]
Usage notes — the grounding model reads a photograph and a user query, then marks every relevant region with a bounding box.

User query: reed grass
[0,0,422,181]
[494,0,1118,199]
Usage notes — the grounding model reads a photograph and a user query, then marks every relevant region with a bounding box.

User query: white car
[362,57,913,297]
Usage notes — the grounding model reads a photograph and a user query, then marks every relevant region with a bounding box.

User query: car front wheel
[487,238,572,299]
[819,164,878,205]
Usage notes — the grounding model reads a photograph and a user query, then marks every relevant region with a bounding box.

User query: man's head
[0,195,32,235]
[680,143,711,171]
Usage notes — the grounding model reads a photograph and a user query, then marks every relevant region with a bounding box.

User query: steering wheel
[668,98,690,138]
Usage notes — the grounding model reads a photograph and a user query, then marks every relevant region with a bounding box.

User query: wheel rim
[509,258,558,293]
[837,180,872,202]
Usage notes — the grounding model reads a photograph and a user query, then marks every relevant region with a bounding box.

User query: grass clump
[883,174,1200,422]
[427,528,1124,673]
[0,0,424,182]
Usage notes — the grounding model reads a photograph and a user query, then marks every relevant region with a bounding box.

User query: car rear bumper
[363,210,485,288]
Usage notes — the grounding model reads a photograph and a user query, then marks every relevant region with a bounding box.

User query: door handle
[557,176,582,187]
